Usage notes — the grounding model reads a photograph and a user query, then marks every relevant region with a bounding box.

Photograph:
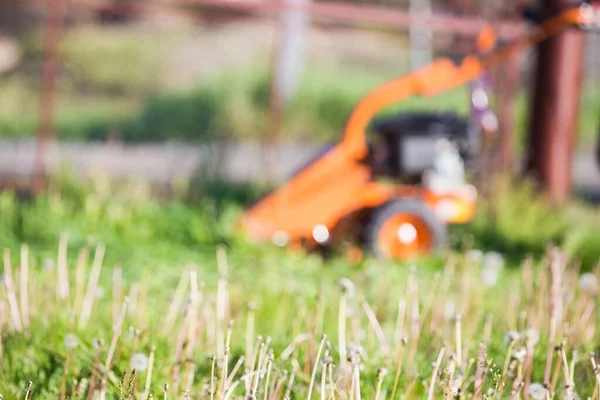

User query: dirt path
[1,139,598,200]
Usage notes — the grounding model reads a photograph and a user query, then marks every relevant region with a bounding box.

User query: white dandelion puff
[466,249,484,264]
[504,331,520,345]
[527,383,547,400]
[346,344,366,361]
[338,278,356,298]
[43,258,55,270]
[64,333,79,349]
[579,273,598,294]
[130,353,149,372]
[443,300,456,321]
[560,392,580,400]
[481,265,500,287]
[483,251,505,270]
[521,329,540,346]
[512,347,527,363]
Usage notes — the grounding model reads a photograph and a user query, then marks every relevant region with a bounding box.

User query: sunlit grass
[0,234,599,399]
[0,175,599,398]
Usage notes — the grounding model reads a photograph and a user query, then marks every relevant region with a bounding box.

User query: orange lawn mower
[238,1,600,261]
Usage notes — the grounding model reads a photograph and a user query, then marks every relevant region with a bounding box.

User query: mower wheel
[364,199,447,260]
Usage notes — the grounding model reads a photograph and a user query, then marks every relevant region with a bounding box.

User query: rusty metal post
[496,52,519,172]
[525,0,587,204]
[495,0,523,174]
[33,0,66,193]
[266,32,284,185]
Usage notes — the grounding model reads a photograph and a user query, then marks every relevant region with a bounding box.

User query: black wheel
[364,199,447,260]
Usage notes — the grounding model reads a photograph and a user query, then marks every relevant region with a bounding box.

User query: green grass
[2,23,599,145]
[0,174,599,398]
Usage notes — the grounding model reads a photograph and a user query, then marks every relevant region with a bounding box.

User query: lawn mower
[238,1,600,261]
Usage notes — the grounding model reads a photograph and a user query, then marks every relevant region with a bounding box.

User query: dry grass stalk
[473,342,487,399]
[283,363,297,399]
[57,232,70,301]
[3,248,23,332]
[359,296,387,354]
[19,244,30,332]
[99,297,129,400]
[209,355,216,400]
[389,337,406,400]
[221,346,230,397]
[263,352,274,400]
[79,243,105,330]
[427,347,445,400]
[407,270,420,363]
[85,339,104,400]
[112,267,123,329]
[74,247,89,316]
[143,346,156,400]
[216,245,229,361]
[338,291,348,372]
[225,356,245,389]
[162,268,189,336]
[307,334,327,399]
[185,266,201,361]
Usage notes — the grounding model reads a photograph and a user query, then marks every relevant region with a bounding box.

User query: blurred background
[0,0,598,194]
[0,0,600,268]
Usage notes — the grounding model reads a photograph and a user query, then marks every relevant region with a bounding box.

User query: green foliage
[453,174,600,269]
[3,43,599,144]
[120,87,223,142]
[59,27,169,95]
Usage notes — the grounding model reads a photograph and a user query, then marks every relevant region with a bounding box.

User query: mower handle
[338,2,599,160]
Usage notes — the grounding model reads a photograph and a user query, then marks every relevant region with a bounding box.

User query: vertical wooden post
[525,0,587,204]
[409,0,433,70]
[33,0,66,193]
[266,0,310,184]
[496,0,523,173]
[496,53,519,173]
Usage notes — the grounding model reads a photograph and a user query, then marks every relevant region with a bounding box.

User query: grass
[0,173,599,398]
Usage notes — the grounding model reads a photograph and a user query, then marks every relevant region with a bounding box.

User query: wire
[20,0,526,38]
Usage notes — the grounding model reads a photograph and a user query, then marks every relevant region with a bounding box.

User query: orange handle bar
[339,5,595,159]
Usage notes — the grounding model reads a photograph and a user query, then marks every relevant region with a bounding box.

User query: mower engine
[368,111,480,183]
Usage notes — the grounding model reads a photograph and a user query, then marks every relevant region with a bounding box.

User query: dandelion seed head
[561,392,580,400]
[345,304,357,317]
[131,353,149,371]
[480,265,500,287]
[521,328,540,346]
[337,278,356,298]
[466,249,484,264]
[443,300,456,321]
[527,383,547,400]
[347,344,366,361]
[512,347,527,363]
[43,258,55,270]
[504,330,520,345]
[64,333,79,349]
[483,251,505,270]
[579,273,598,294]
